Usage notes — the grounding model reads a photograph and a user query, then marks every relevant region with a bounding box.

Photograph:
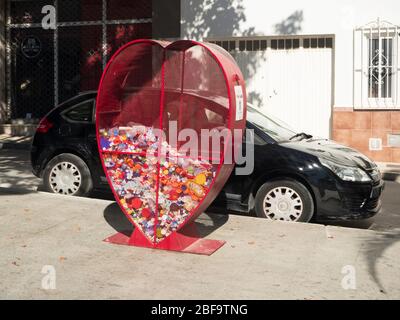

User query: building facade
[0,0,179,128]
[181,0,400,164]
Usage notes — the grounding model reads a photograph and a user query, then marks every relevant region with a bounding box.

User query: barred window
[354,19,400,109]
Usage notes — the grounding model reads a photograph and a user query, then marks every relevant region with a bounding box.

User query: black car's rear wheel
[254,179,314,222]
[43,153,93,196]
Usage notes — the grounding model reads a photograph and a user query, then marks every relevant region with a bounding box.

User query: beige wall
[0,0,5,123]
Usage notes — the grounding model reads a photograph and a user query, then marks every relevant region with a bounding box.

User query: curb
[378,163,400,183]
[0,143,31,151]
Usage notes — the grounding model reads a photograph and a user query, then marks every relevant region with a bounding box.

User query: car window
[253,130,267,145]
[63,100,94,123]
[243,128,266,146]
[247,107,296,143]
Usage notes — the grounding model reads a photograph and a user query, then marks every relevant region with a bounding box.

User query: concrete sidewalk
[0,149,41,190]
[0,188,399,299]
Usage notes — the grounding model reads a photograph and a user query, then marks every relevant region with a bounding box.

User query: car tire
[43,153,93,197]
[254,179,314,222]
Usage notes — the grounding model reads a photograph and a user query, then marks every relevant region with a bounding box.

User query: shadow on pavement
[318,218,375,230]
[103,203,134,236]
[103,202,229,239]
[0,149,41,192]
[362,229,400,294]
[90,189,115,201]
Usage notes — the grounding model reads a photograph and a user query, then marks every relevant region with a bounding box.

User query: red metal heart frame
[96,39,246,246]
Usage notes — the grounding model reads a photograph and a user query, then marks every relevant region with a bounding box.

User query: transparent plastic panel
[103,153,158,243]
[98,42,164,155]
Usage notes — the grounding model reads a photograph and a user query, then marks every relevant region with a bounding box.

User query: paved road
[1,149,400,232]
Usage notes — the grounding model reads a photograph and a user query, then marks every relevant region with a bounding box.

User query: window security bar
[354,18,400,109]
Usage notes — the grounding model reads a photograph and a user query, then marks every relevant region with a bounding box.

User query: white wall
[181,0,400,108]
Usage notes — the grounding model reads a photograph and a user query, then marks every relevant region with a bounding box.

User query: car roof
[58,92,253,129]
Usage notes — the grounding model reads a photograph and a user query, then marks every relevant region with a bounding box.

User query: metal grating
[9,27,55,119]
[5,0,152,120]
[354,18,400,109]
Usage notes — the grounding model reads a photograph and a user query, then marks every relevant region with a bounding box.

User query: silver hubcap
[49,162,81,195]
[263,187,303,222]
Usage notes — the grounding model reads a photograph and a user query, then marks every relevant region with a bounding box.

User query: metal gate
[208,36,334,139]
[5,0,152,120]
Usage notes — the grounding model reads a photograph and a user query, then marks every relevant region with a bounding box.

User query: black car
[31,91,384,223]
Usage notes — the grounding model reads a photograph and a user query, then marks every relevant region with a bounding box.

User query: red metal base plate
[104,224,225,256]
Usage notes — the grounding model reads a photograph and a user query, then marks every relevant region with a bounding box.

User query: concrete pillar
[0,0,6,124]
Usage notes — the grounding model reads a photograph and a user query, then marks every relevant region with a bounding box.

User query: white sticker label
[234,85,244,121]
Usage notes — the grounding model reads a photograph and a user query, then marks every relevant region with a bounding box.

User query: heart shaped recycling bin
[96,40,246,246]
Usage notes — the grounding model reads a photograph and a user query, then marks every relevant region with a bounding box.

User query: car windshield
[247,105,297,143]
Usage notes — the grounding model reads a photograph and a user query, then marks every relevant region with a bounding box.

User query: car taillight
[36,117,54,133]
